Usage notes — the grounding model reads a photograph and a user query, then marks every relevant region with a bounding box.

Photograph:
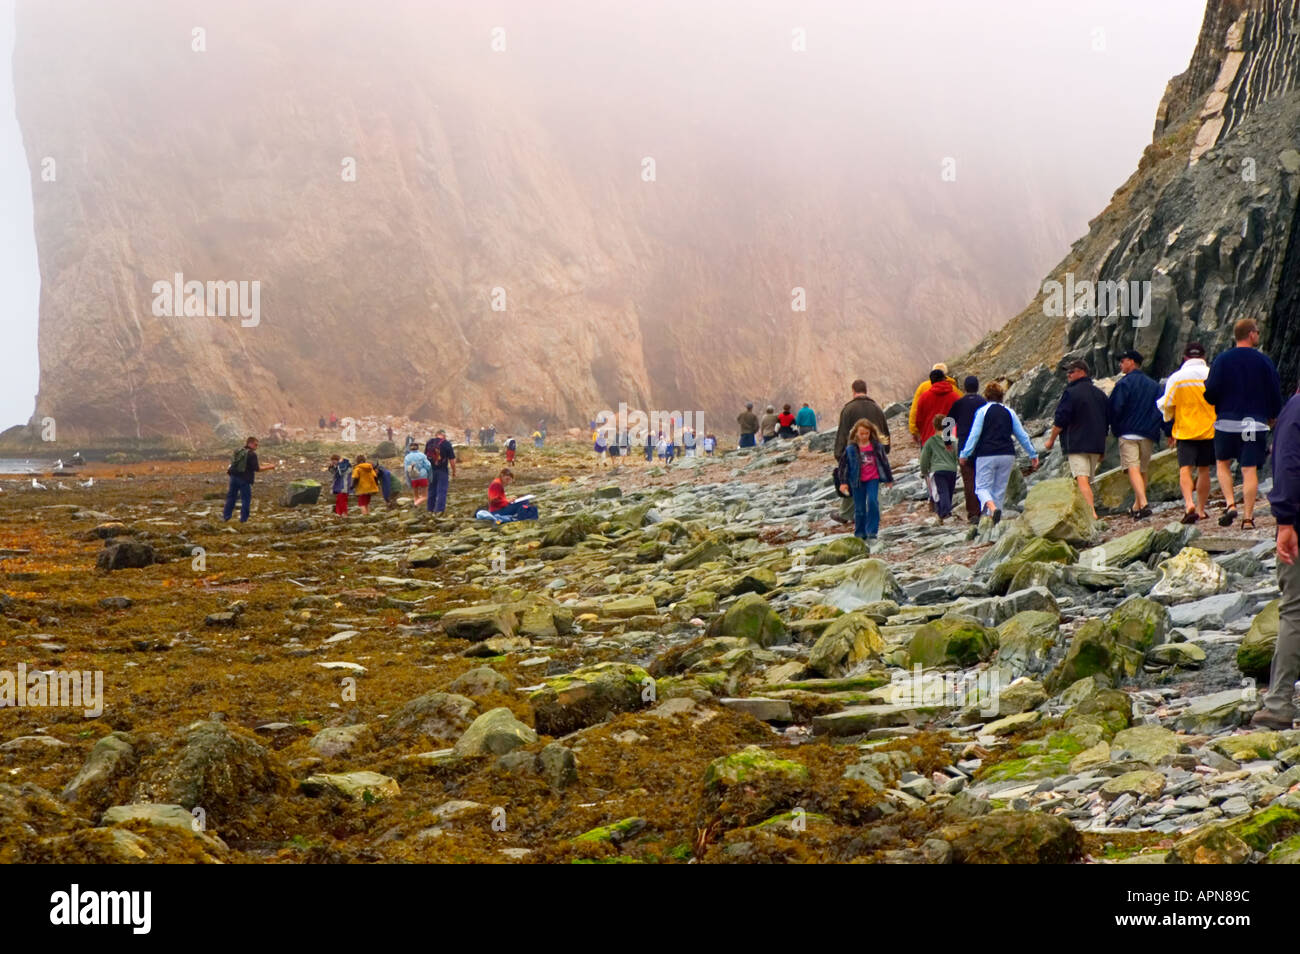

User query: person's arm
[1108,378,1125,435]
[1272,405,1300,563]
[959,405,986,461]
[1009,409,1039,464]
[1045,392,1069,451]
[908,382,924,437]
[1202,356,1221,407]
[918,439,932,478]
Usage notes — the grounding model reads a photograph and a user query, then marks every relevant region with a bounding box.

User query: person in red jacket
[913,369,960,444]
[487,468,537,519]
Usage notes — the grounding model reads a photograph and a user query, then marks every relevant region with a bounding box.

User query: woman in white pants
[958,382,1039,523]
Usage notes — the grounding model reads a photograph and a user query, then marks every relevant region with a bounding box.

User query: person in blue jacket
[1108,348,1163,520]
[837,418,894,540]
[1252,386,1300,729]
[795,402,818,434]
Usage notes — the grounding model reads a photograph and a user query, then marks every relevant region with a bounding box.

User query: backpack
[831,447,852,498]
[426,441,443,468]
[228,446,249,477]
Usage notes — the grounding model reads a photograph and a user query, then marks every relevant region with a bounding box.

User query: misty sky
[0,0,1208,430]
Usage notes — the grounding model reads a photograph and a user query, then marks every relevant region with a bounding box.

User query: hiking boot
[830,511,851,525]
[1250,709,1295,730]
[1136,506,1152,520]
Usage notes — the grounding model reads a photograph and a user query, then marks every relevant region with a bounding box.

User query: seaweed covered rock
[939,812,1082,863]
[807,611,884,677]
[907,615,996,669]
[530,662,652,735]
[707,593,788,647]
[701,745,811,827]
[1047,597,1168,691]
[379,691,477,746]
[1149,547,1227,604]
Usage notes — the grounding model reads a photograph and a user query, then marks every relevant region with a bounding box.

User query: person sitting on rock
[350,454,380,515]
[959,382,1039,525]
[488,468,537,519]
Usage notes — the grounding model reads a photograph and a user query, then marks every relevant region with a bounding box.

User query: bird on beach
[54,459,64,470]
[57,481,69,490]
[31,478,47,490]
[79,477,94,488]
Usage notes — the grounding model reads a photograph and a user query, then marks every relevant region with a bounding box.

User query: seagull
[79,477,94,488]
[31,478,47,490]
[54,459,64,470]
[56,481,69,490]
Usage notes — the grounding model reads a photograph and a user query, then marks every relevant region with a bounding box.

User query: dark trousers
[738,433,756,447]
[223,477,252,522]
[494,501,537,520]
[932,470,957,518]
[428,470,450,513]
[959,458,980,520]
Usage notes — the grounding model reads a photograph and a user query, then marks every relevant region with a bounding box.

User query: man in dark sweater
[1252,387,1300,729]
[223,436,275,523]
[1108,349,1163,519]
[832,379,891,522]
[1044,359,1109,519]
[948,375,986,524]
[1204,318,1284,528]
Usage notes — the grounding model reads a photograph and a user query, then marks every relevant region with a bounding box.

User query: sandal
[1181,509,1198,525]
[1219,508,1238,527]
[1241,518,1257,530]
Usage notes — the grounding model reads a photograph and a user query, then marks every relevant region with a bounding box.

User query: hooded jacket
[914,379,959,444]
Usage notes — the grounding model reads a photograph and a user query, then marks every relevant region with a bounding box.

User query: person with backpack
[403,444,432,509]
[948,375,986,524]
[424,429,457,514]
[505,436,517,464]
[777,405,798,439]
[350,454,380,515]
[488,468,537,519]
[959,382,1039,523]
[1108,348,1163,520]
[919,413,959,522]
[373,459,396,508]
[832,379,892,524]
[223,436,275,523]
[795,402,817,435]
[327,453,352,517]
[837,419,894,540]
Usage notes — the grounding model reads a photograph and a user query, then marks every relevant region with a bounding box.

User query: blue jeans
[494,501,537,520]
[852,479,880,539]
[739,433,756,447]
[223,476,252,522]
[428,469,450,513]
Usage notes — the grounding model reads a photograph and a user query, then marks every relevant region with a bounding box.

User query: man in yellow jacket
[1157,341,1218,524]
[909,363,959,443]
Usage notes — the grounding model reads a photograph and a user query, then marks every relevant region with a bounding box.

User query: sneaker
[1250,708,1295,730]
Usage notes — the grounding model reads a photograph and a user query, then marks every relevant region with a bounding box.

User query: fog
[0,0,1206,429]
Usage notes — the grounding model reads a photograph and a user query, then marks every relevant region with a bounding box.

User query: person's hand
[1030,459,1040,472]
[1279,525,1298,566]
[839,484,849,495]
[958,457,967,466]
[1043,436,1054,451]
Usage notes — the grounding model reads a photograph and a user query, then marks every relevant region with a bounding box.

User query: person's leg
[852,483,868,538]
[432,471,449,513]
[936,471,955,519]
[960,458,980,521]
[865,479,880,538]
[1241,466,1259,522]
[1196,466,1211,516]
[238,481,252,522]
[1216,458,1236,514]
[1122,439,1148,509]
[222,477,238,521]
[1178,465,1195,512]
[990,456,1012,513]
[1260,555,1300,723]
[1076,475,1096,517]
[974,458,996,513]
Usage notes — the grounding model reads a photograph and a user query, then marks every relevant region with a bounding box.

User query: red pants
[356,494,372,508]
[506,450,515,463]
[334,493,348,515]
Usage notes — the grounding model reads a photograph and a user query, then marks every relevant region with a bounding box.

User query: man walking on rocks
[1043,359,1108,520]
[908,362,957,445]
[1159,342,1217,524]
[737,402,759,448]
[223,436,275,523]
[948,375,986,525]
[1108,349,1162,520]
[832,379,891,523]
[424,429,456,514]
[1252,385,1300,729]
[1204,318,1284,529]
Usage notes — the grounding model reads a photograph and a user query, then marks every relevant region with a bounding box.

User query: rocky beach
[1,425,1295,865]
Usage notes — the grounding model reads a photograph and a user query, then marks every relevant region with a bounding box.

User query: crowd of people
[737,402,818,446]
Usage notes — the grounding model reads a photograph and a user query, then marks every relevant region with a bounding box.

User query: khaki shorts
[1068,453,1102,479]
[1119,437,1153,473]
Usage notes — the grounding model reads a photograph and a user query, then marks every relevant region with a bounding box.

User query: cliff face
[14,0,1084,442]
[962,0,1300,416]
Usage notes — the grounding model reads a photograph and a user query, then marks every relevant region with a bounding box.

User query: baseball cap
[1183,342,1206,359]
[1119,349,1143,364]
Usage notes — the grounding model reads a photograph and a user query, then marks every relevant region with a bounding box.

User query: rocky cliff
[962,0,1300,418]
[15,0,1087,443]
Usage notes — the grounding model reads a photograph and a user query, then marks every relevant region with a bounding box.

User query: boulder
[1238,599,1280,678]
[447,666,512,696]
[1149,547,1227,604]
[994,610,1060,678]
[96,540,156,571]
[530,662,652,735]
[308,724,371,758]
[1093,449,1180,512]
[823,558,904,609]
[440,604,517,640]
[811,535,870,566]
[989,537,1076,595]
[61,732,136,809]
[1048,596,1168,691]
[939,812,1082,864]
[1111,724,1180,763]
[379,691,476,746]
[907,615,996,669]
[406,542,441,568]
[453,707,538,757]
[281,479,321,507]
[1076,527,1155,570]
[301,771,400,802]
[708,593,788,647]
[807,612,884,677]
[1021,478,1097,545]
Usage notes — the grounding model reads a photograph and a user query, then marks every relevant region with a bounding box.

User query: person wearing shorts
[1109,349,1163,519]
[1159,342,1217,523]
[1044,358,1108,521]
[1204,318,1284,528]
